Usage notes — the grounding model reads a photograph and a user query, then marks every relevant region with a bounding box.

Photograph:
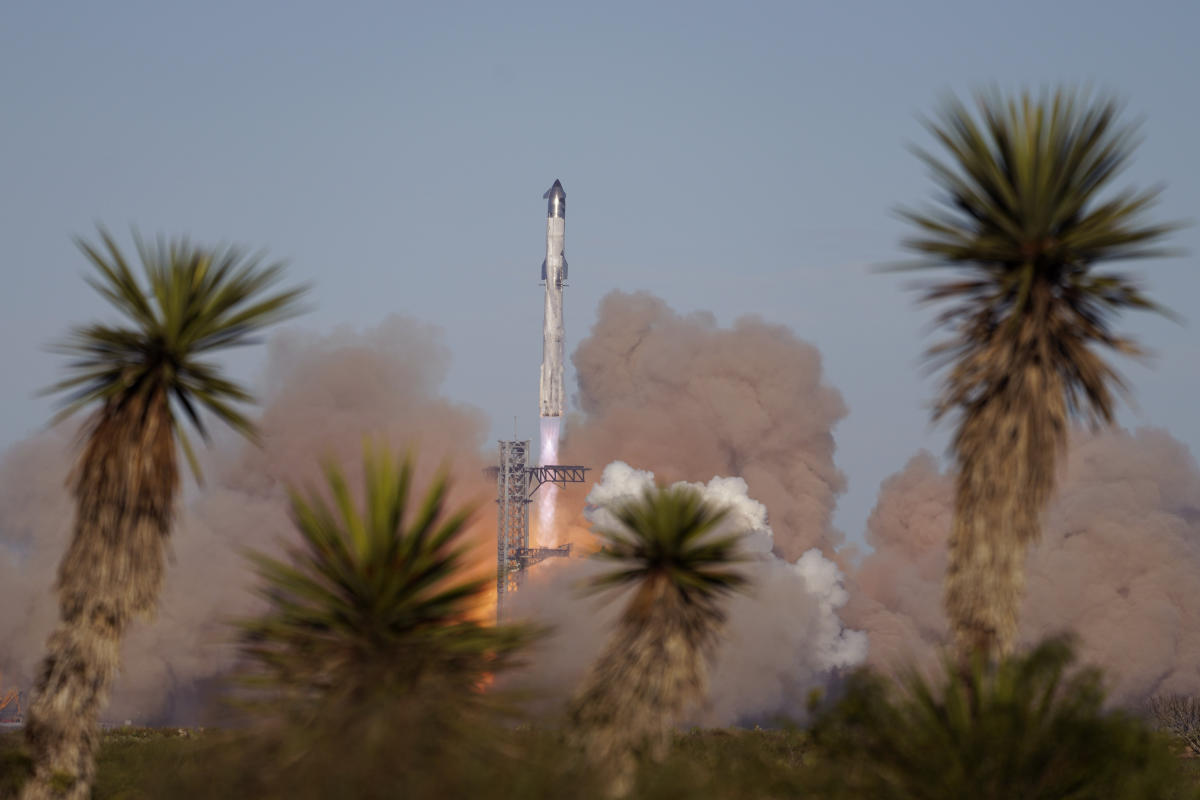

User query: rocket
[539,179,566,419]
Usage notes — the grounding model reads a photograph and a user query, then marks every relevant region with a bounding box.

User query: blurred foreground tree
[569,485,749,797]
[237,440,536,703]
[21,230,305,800]
[805,637,1198,800]
[898,89,1183,664]
[224,442,539,794]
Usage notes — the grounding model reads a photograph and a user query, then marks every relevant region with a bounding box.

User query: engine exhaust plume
[536,416,563,547]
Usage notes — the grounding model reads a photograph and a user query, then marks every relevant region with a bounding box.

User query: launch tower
[493,441,588,619]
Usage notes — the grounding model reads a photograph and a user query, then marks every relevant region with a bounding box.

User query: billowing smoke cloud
[506,461,866,725]
[0,316,494,723]
[562,291,848,560]
[843,427,1200,704]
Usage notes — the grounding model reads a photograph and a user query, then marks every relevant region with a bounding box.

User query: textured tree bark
[943,328,1066,666]
[21,392,176,800]
[569,578,722,797]
[944,500,1031,663]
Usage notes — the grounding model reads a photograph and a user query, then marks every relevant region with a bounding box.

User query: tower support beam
[493,440,588,620]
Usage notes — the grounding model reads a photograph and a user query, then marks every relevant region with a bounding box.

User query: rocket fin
[562,258,567,280]
[541,259,547,281]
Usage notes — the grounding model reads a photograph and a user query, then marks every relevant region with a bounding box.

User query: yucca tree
[237,441,534,704]
[228,442,537,797]
[21,230,306,800]
[569,485,748,795]
[898,89,1182,665]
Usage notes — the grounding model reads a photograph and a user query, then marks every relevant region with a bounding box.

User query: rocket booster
[539,179,566,418]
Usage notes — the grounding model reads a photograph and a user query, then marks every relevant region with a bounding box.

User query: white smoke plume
[505,461,867,725]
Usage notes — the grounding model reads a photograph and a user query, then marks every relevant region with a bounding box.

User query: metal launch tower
[493,440,587,619]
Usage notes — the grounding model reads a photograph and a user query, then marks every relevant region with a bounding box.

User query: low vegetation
[0,726,794,800]
[1152,695,1200,756]
[2,721,1197,800]
[804,637,1200,799]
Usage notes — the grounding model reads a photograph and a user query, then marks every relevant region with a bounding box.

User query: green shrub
[804,636,1199,799]
[0,733,32,799]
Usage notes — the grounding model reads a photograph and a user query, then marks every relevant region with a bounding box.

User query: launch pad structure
[492,440,588,620]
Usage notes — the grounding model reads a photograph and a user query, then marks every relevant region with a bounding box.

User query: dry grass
[1,726,809,800]
[2,724,1195,800]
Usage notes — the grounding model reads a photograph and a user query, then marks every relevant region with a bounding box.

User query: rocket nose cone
[544,179,565,218]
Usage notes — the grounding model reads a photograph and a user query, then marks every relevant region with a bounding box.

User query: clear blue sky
[2,0,1197,543]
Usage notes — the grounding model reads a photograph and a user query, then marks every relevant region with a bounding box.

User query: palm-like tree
[569,485,748,795]
[21,230,306,800]
[236,441,534,705]
[899,89,1181,664]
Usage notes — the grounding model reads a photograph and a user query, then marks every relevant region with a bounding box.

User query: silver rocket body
[539,180,566,419]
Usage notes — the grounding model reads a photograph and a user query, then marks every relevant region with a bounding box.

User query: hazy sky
[3,0,1197,544]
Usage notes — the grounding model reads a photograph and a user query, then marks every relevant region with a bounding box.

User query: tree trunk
[944,342,1066,667]
[569,578,721,796]
[21,392,176,800]
[943,497,1031,664]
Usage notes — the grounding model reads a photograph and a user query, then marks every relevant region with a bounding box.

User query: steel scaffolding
[493,440,588,620]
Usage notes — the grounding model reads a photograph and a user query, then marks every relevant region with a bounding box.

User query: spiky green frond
[588,485,748,605]
[45,227,308,475]
[237,442,534,696]
[899,88,1183,427]
[805,637,1193,799]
